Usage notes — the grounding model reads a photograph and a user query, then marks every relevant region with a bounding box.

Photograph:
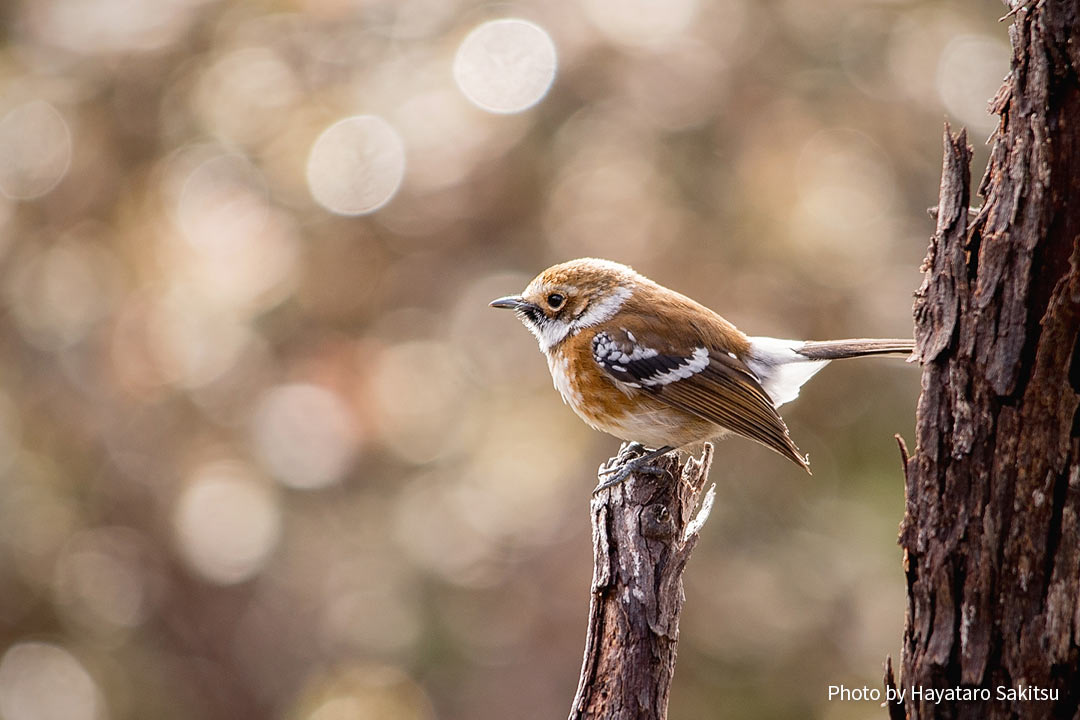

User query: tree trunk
[896,2,1080,718]
[569,444,715,720]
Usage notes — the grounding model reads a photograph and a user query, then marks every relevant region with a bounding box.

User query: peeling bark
[897,2,1080,718]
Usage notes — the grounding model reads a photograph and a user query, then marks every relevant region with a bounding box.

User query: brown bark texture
[897,2,1080,718]
[569,443,716,720]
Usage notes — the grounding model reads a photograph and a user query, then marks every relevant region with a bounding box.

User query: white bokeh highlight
[176,153,269,249]
[936,35,1010,134]
[143,299,255,388]
[0,101,72,201]
[194,47,300,144]
[161,148,299,317]
[453,19,557,114]
[54,527,149,634]
[584,0,698,48]
[251,383,360,490]
[794,129,896,245]
[173,461,282,585]
[306,115,406,215]
[6,239,119,350]
[0,642,101,720]
[22,0,202,54]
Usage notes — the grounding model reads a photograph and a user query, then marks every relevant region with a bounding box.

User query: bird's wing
[592,330,810,472]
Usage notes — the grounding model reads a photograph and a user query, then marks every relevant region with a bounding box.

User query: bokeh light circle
[194,47,300,144]
[176,152,269,249]
[54,527,149,634]
[793,128,896,244]
[0,101,72,201]
[21,0,200,54]
[6,239,118,350]
[295,665,435,720]
[936,35,1010,134]
[584,0,698,48]
[172,461,282,585]
[251,383,360,490]
[306,115,406,215]
[0,642,101,720]
[453,19,557,114]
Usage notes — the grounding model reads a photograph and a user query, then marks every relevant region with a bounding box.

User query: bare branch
[569,443,714,720]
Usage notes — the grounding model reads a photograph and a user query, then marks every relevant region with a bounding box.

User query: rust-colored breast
[548,329,629,432]
[547,327,719,448]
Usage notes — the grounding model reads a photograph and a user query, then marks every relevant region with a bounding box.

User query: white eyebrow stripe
[575,286,632,329]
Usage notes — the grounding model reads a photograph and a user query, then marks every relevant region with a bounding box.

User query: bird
[490,258,913,490]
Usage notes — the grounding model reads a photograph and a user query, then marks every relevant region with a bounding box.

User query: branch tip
[683,483,717,542]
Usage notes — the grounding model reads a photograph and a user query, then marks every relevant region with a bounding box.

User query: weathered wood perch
[569,443,716,720]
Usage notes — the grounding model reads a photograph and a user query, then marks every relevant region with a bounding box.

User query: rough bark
[569,443,716,720]
[895,2,1080,718]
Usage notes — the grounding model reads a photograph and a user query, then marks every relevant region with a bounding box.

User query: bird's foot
[594,444,675,494]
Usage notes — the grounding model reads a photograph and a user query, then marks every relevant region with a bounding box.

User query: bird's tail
[795,338,914,361]
[745,336,914,410]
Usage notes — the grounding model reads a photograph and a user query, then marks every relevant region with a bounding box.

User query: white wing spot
[593,333,620,362]
[640,346,709,386]
[593,331,662,370]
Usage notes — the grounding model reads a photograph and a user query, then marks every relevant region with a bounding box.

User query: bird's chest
[545,332,716,448]
[546,336,636,432]
[547,347,589,413]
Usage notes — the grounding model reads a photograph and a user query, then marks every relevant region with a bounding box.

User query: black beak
[489,295,531,311]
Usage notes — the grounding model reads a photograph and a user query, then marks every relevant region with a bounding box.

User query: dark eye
[547,293,565,309]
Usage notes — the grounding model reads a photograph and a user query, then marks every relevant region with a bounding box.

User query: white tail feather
[745,337,829,408]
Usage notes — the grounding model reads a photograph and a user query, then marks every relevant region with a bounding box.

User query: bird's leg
[594,444,676,493]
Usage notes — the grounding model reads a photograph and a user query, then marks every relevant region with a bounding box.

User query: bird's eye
[547,293,565,309]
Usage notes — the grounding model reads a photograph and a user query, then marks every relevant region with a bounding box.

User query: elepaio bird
[490,258,913,490]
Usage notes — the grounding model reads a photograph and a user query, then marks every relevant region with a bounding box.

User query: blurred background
[0,0,1009,718]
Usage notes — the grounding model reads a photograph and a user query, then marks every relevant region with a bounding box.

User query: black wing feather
[592,331,810,472]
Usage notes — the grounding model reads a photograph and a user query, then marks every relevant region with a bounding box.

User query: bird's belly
[592,398,721,448]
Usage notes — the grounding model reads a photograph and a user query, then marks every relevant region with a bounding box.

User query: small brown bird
[491,258,913,489]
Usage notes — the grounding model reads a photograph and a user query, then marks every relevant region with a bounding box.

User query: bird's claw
[597,442,648,476]
[593,444,675,494]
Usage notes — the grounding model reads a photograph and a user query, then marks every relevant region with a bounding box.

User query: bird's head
[490,258,638,351]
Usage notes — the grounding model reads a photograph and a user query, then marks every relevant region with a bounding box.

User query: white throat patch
[532,317,572,351]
